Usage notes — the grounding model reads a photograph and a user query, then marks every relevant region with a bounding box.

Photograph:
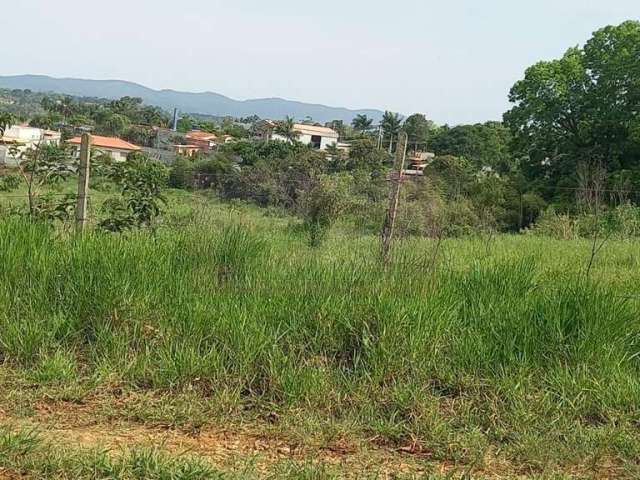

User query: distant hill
[0,75,385,124]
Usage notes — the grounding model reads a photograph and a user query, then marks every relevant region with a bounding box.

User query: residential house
[0,125,62,166]
[173,144,202,157]
[404,151,436,176]
[185,131,218,152]
[271,123,339,151]
[67,135,141,162]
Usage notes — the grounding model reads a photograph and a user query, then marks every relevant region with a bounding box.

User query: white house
[0,126,62,165]
[67,135,141,162]
[271,123,339,151]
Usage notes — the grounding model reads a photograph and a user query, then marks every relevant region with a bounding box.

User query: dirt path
[0,401,448,478]
[0,397,625,479]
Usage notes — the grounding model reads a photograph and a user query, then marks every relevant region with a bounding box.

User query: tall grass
[1,214,639,469]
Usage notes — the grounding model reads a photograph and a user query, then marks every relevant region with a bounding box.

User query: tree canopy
[504,20,640,197]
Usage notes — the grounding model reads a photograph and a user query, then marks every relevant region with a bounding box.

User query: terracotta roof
[293,124,339,138]
[185,131,217,141]
[67,135,141,151]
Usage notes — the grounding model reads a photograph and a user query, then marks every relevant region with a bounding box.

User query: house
[271,123,339,150]
[173,144,202,157]
[67,135,141,162]
[0,125,62,165]
[219,134,235,145]
[185,131,218,152]
[404,151,436,176]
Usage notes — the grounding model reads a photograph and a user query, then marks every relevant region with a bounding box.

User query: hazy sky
[2,0,638,124]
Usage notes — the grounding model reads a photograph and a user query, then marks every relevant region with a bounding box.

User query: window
[310,135,322,149]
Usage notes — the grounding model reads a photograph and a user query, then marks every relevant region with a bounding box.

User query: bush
[528,204,640,239]
[98,153,169,231]
[0,174,20,192]
[298,174,348,247]
[168,156,195,190]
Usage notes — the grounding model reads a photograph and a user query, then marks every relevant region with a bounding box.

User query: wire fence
[2,166,640,239]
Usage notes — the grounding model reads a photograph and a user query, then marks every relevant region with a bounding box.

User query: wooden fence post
[381,131,408,269]
[75,133,92,232]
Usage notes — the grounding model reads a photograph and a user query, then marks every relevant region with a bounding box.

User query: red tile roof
[67,135,141,151]
[185,131,217,141]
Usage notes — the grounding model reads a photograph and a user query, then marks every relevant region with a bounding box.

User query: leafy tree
[352,114,373,132]
[125,125,155,147]
[53,96,77,121]
[504,21,640,199]
[348,137,389,171]
[13,144,73,217]
[0,111,16,136]
[103,113,130,137]
[176,116,193,133]
[403,113,437,148]
[99,153,168,231]
[29,113,62,130]
[109,96,144,119]
[430,122,513,173]
[220,139,306,166]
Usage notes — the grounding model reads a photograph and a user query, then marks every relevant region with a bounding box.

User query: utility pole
[75,133,92,233]
[376,126,383,150]
[381,131,408,269]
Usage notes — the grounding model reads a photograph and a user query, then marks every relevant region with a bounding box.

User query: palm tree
[381,111,403,152]
[352,114,373,132]
[274,116,300,143]
[0,112,17,137]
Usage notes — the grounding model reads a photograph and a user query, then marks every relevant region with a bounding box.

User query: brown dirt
[0,396,629,479]
[0,399,444,478]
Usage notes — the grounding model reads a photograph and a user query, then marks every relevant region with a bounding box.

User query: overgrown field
[1,200,640,478]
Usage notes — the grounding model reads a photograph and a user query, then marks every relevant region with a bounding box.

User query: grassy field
[0,195,639,478]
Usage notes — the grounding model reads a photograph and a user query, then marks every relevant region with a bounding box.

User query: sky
[2,0,639,124]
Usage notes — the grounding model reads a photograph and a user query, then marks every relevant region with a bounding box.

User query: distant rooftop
[67,135,141,151]
[185,130,217,141]
[293,124,339,138]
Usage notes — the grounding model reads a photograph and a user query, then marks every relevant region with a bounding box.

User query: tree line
[1,20,639,240]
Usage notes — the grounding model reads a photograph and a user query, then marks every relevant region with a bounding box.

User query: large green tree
[504,20,640,197]
[430,122,513,173]
[403,113,437,148]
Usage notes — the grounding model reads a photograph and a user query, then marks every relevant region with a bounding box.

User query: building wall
[271,133,338,151]
[70,146,133,162]
[320,137,338,150]
[0,126,59,165]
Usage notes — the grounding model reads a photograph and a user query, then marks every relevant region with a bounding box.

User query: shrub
[0,174,20,192]
[98,153,169,231]
[168,156,195,190]
[298,175,348,247]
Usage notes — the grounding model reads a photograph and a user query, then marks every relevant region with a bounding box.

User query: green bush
[529,204,640,239]
[168,156,195,190]
[0,174,20,192]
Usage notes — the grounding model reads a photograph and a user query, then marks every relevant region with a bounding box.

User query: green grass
[0,197,639,477]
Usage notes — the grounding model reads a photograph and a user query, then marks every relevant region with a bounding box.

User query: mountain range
[0,75,385,124]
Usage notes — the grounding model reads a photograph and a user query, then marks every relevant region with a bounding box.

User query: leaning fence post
[381,131,408,270]
[75,133,92,232]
